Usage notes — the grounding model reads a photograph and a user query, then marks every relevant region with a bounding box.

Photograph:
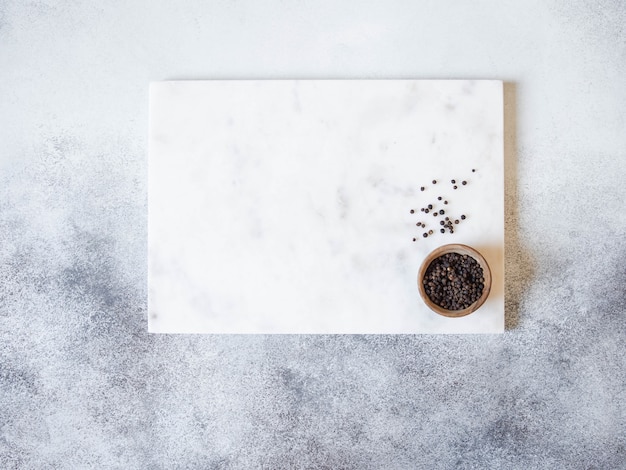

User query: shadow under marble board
[148,80,504,334]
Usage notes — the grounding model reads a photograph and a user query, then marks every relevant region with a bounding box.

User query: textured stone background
[1,1,625,468]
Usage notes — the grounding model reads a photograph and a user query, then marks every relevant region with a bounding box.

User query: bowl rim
[417,243,492,318]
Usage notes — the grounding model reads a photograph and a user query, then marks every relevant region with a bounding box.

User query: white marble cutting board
[148,80,504,334]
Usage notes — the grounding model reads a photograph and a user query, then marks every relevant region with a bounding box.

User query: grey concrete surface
[1,1,625,468]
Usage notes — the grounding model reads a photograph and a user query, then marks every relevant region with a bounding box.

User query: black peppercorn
[427,204,432,209]
[423,233,428,238]
[454,220,459,224]
[440,220,445,226]
[461,215,466,220]
[413,238,416,242]
[438,196,442,200]
[453,185,457,190]
[439,228,444,233]
[422,252,484,310]
[444,200,448,204]
[472,169,476,172]
[421,186,425,191]
[424,209,429,214]
[410,209,415,214]
[428,230,433,235]
[433,212,438,217]
[421,208,424,212]
[439,209,444,215]
[462,180,467,185]
[432,180,437,184]
[451,179,456,184]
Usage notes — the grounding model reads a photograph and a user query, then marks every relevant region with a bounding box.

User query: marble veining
[148,80,503,333]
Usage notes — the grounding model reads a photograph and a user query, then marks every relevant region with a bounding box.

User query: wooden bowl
[417,244,492,318]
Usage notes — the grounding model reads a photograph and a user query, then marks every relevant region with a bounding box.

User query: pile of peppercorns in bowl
[417,244,491,318]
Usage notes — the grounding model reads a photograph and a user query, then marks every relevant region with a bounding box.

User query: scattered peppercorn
[411,171,476,244]
[413,238,416,242]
